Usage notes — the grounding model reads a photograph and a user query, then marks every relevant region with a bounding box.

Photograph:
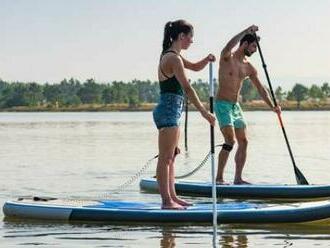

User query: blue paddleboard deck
[3,197,330,224]
[140,178,330,199]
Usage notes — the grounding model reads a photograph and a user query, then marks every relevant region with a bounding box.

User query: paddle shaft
[184,92,189,151]
[209,63,218,235]
[254,33,308,185]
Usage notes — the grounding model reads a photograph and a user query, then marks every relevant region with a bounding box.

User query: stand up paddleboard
[3,197,330,224]
[140,178,330,200]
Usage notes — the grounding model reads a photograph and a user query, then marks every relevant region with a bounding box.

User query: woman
[153,19,216,209]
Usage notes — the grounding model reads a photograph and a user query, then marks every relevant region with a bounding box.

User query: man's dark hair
[239,34,260,46]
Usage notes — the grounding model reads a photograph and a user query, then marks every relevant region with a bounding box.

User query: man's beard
[244,49,252,57]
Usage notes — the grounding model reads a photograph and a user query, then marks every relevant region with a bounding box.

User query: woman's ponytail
[161,20,193,54]
[162,22,173,54]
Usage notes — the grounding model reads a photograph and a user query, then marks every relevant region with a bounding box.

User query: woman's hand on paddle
[206,54,216,62]
[273,105,282,115]
[201,110,216,126]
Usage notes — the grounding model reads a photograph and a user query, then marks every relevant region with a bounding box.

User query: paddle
[184,86,189,151]
[254,33,309,185]
[209,62,218,239]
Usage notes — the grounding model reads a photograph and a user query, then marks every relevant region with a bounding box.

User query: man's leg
[216,126,235,184]
[233,127,249,184]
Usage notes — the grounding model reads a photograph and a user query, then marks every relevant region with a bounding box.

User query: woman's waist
[156,93,184,107]
[159,92,184,100]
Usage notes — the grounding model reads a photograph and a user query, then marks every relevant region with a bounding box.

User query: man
[214,25,281,184]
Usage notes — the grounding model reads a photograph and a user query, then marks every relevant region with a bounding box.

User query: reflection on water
[4,218,330,247]
[219,234,248,248]
[160,229,176,248]
[1,111,330,247]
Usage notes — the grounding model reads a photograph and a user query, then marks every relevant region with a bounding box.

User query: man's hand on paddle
[246,25,258,34]
[273,105,282,115]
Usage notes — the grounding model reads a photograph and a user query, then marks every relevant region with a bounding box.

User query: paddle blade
[294,166,309,185]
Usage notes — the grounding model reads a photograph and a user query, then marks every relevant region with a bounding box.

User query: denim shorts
[153,93,184,129]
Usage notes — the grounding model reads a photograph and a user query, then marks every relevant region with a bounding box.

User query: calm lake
[0,111,330,247]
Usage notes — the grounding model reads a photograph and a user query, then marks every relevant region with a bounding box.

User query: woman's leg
[157,127,185,209]
[168,129,192,206]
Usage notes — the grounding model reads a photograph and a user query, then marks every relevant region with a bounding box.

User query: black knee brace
[222,143,233,152]
[174,147,180,156]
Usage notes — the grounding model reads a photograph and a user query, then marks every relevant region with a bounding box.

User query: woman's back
[158,51,183,96]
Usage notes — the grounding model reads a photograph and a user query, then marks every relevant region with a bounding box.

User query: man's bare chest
[225,60,249,78]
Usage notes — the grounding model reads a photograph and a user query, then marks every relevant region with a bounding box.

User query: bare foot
[161,201,186,210]
[234,180,251,185]
[173,198,193,206]
[216,180,230,185]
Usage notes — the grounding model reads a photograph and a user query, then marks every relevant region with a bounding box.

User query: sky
[1,0,329,89]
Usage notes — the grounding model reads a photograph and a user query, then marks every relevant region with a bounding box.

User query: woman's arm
[181,54,215,72]
[171,56,216,125]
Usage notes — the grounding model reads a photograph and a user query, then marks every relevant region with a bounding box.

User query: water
[0,111,330,247]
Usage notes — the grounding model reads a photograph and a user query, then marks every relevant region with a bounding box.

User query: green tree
[111,81,129,103]
[134,79,159,103]
[24,83,44,106]
[44,83,61,105]
[0,79,8,93]
[191,79,209,102]
[0,80,10,107]
[58,78,82,106]
[0,86,14,107]
[102,86,113,104]
[288,83,309,109]
[3,83,29,107]
[148,81,160,103]
[240,78,259,102]
[275,86,286,102]
[77,79,102,104]
[309,84,323,100]
[127,81,140,107]
[321,82,330,98]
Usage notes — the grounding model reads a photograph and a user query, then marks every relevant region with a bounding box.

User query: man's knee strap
[222,143,233,152]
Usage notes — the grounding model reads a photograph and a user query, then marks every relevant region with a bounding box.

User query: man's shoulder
[220,53,233,63]
[244,60,257,75]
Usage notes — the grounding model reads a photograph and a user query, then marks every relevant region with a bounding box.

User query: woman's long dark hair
[162,20,193,54]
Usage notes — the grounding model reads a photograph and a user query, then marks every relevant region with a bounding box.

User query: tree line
[0,78,329,109]
[241,79,330,108]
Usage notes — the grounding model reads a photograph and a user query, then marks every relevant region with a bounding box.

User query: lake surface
[0,111,330,247]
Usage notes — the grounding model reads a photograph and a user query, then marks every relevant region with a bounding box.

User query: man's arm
[180,54,216,71]
[221,25,258,60]
[249,65,277,110]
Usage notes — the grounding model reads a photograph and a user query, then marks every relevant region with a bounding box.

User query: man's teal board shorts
[214,100,247,129]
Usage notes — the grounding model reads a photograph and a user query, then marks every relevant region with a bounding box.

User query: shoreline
[1,100,330,112]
